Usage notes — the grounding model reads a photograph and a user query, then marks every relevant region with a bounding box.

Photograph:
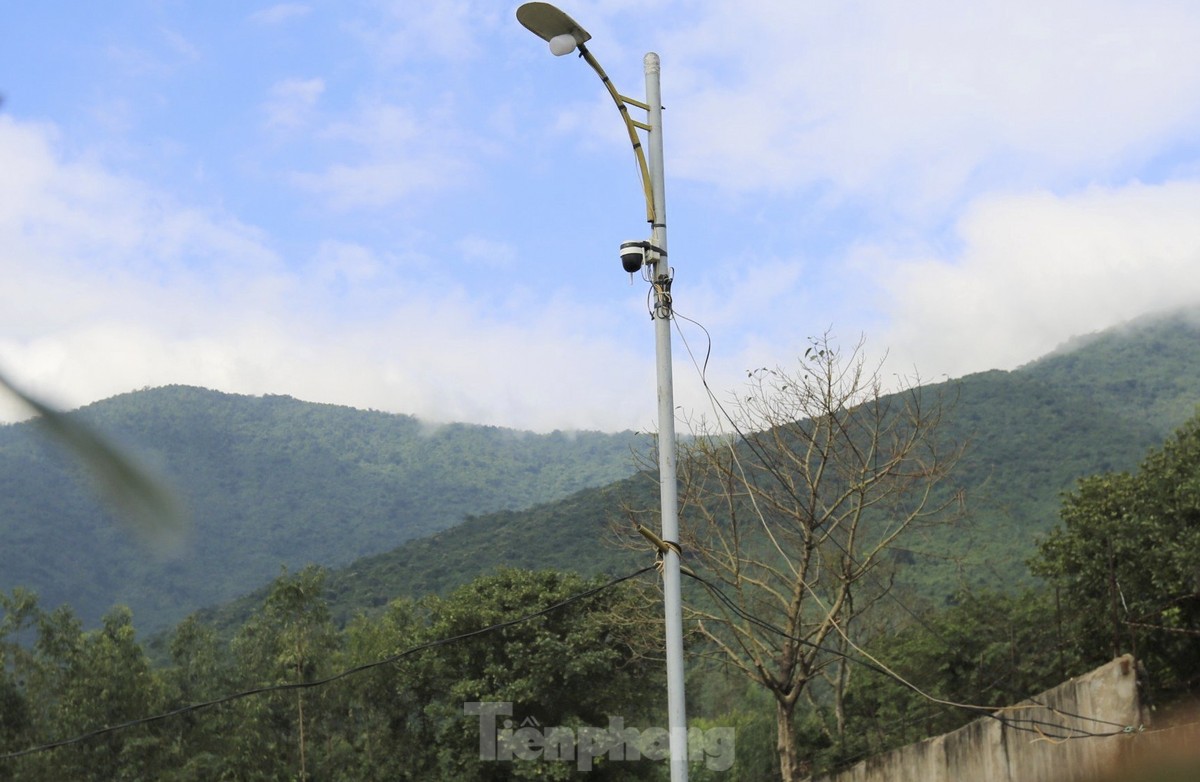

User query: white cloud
[263,77,325,130]
[159,28,201,62]
[456,236,517,269]
[291,160,449,211]
[687,257,808,330]
[0,115,654,432]
[663,0,1200,210]
[354,1,504,64]
[319,102,421,149]
[7,2,1200,436]
[877,180,1200,379]
[249,3,311,25]
[309,241,384,286]
[290,101,472,210]
[0,116,286,412]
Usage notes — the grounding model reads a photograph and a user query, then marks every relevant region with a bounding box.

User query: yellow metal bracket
[578,44,657,225]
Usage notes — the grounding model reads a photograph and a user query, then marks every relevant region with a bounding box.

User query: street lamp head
[516,3,592,55]
[548,33,578,56]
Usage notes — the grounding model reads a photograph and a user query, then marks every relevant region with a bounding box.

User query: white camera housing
[620,241,646,273]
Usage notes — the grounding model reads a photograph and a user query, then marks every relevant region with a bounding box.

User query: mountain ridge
[0,385,648,632]
[191,306,1200,634]
[5,307,1200,636]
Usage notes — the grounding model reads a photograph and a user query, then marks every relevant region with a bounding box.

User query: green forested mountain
[5,310,1200,781]
[193,472,661,635]
[1020,308,1200,435]
[932,308,1200,591]
[0,387,646,632]
[7,309,1200,639]
[225,307,1200,627]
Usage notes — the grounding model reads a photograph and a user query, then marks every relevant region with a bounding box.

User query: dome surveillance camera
[620,241,646,273]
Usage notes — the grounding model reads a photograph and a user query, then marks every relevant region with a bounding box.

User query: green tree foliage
[817,590,1073,774]
[452,568,660,778]
[6,601,167,781]
[1020,308,1200,436]
[193,472,658,637]
[685,668,779,781]
[8,311,1200,642]
[332,596,430,780]
[785,410,1200,777]
[0,590,38,780]
[334,568,665,781]
[1032,412,1200,698]
[158,615,236,780]
[226,565,339,780]
[9,313,1200,778]
[0,567,665,780]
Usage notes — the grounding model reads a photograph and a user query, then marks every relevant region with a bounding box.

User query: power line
[0,564,657,762]
[669,321,1142,739]
[652,314,1136,753]
[670,311,955,646]
[667,316,1147,753]
[682,568,1136,741]
[0,558,1135,767]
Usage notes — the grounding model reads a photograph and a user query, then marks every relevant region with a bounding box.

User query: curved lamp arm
[516,2,657,224]
[576,44,657,225]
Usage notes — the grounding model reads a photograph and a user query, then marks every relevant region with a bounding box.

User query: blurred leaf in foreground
[0,370,186,548]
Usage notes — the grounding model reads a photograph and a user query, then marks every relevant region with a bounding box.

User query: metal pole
[645,51,688,781]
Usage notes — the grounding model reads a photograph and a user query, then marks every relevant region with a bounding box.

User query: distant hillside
[193,472,660,636]
[0,387,646,632]
[11,309,1200,639]
[930,307,1200,591]
[222,307,1200,627]
[1020,308,1200,435]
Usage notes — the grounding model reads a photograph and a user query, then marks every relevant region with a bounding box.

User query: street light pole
[643,51,690,782]
[515,5,688,780]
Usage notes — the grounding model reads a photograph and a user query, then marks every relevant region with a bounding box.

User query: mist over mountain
[210,306,1200,627]
[5,308,1200,636]
[0,387,646,632]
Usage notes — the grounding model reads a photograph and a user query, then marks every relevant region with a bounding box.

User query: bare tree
[670,335,961,780]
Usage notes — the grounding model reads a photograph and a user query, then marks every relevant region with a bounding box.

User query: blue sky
[3,1,1200,432]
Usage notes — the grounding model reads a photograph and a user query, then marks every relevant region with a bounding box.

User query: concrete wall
[809,655,1143,782]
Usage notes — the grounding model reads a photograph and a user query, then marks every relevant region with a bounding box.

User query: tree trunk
[297,689,307,781]
[776,698,801,781]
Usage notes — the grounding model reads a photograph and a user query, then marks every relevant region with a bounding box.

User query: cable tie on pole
[636,524,690,576]
[636,523,680,556]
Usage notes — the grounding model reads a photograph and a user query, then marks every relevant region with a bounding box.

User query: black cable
[673,329,1138,734]
[663,311,1136,747]
[682,568,1132,741]
[0,564,657,761]
[670,310,953,647]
